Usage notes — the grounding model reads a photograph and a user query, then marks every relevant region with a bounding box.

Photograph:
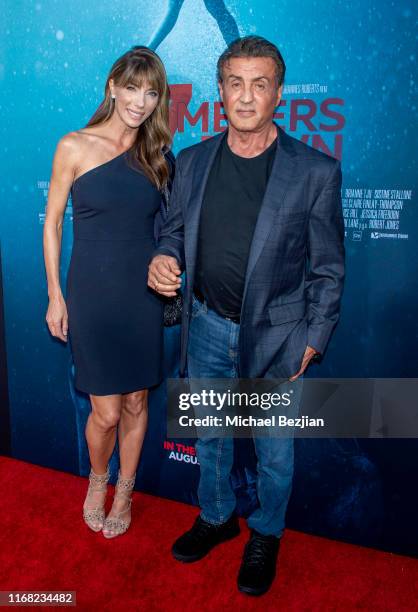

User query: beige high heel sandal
[83,466,110,532]
[102,471,135,539]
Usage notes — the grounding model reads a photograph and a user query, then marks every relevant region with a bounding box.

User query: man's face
[218,56,283,133]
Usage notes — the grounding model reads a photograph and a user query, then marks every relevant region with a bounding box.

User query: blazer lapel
[186,132,226,281]
[242,127,297,305]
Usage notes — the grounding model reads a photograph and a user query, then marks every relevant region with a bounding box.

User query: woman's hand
[46,296,68,342]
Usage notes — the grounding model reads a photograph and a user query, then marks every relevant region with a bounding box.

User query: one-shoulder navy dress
[67,151,164,395]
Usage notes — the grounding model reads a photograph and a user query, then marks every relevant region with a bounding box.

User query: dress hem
[73,376,163,397]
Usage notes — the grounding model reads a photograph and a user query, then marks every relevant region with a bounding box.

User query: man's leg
[172,295,240,561]
[238,378,303,595]
[249,378,302,533]
[248,436,294,536]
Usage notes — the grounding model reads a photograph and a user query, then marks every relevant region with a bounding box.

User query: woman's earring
[111,93,116,99]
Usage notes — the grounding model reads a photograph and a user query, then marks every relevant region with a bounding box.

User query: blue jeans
[188,295,300,537]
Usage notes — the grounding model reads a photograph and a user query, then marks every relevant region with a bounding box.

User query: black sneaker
[237,529,281,596]
[172,514,240,563]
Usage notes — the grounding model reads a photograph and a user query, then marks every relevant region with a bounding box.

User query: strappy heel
[102,471,135,539]
[83,466,110,532]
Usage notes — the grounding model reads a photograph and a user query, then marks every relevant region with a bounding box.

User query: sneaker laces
[243,535,276,568]
[190,517,218,542]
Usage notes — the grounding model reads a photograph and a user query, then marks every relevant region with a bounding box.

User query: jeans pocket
[191,294,203,319]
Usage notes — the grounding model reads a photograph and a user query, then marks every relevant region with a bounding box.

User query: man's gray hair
[217,35,286,86]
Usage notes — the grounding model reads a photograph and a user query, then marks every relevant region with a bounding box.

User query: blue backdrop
[0,0,417,556]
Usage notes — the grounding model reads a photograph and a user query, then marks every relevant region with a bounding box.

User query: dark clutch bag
[161,179,183,327]
[163,292,183,327]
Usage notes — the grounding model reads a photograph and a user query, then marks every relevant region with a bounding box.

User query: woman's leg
[86,394,123,472]
[118,389,149,477]
[103,389,148,536]
[83,394,122,529]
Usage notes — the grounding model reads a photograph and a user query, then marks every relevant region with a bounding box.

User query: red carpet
[0,456,416,611]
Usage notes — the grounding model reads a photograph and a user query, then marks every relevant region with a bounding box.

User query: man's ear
[218,80,224,102]
[276,84,283,106]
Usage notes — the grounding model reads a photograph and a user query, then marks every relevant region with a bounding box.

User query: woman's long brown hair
[87,46,171,189]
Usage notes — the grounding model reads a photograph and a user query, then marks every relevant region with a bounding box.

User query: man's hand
[148,255,182,297]
[289,345,319,381]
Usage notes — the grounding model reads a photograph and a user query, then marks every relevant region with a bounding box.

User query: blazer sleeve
[152,150,186,269]
[153,149,176,242]
[305,159,345,354]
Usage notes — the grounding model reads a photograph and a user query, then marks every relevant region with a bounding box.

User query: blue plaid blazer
[154,126,345,378]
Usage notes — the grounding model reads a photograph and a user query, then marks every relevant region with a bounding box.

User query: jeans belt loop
[193,287,240,324]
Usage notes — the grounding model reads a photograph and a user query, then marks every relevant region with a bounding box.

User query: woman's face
[109,78,159,128]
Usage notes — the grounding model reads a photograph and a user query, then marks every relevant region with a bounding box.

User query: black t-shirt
[194,133,277,318]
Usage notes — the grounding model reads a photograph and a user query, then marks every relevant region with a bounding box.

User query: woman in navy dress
[43,47,181,538]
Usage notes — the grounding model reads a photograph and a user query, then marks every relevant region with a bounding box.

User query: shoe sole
[237,583,272,597]
[172,527,241,563]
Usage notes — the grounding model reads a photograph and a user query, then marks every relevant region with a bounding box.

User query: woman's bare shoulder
[59,127,113,160]
[56,128,99,157]
[54,131,81,165]
[55,130,103,174]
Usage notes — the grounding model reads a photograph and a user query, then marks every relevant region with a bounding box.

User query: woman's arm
[43,134,78,342]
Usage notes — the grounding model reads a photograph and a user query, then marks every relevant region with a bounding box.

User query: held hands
[148,255,182,297]
[46,295,68,342]
[289,345,318,381]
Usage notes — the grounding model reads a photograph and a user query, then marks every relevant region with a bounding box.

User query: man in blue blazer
[149,35,345,596]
